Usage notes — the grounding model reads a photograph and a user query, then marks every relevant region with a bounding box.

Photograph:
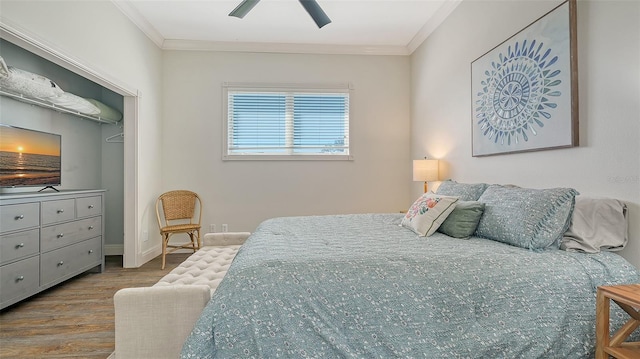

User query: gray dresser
[0,190,105,310]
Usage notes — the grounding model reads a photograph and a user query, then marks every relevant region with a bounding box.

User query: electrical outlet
[222,224,228,232]
[142,230,149,242]
[209,224,216,233]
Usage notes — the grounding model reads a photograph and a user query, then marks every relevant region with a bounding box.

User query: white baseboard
[104,244,124,256]
[141,245,162,264]
[109,243,191,266]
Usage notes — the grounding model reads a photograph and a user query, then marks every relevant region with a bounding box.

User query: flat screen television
[0,124,61,189]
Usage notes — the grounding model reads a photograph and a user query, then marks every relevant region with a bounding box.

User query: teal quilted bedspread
[181,214,639,358]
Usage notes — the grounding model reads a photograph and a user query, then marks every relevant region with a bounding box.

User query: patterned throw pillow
[436,180,489,201]
[401,193,458,236]
[475,185,579,250]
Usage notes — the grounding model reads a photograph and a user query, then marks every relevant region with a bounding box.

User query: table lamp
[413,158,439,193]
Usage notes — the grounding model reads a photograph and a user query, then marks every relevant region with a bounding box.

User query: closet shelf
[0,88,120,125]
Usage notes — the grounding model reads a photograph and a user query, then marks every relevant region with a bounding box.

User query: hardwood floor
[0,253,192,359]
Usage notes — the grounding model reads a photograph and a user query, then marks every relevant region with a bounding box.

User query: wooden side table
[596,284,640,359]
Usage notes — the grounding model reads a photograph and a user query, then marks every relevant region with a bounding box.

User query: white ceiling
[113,0,461,55]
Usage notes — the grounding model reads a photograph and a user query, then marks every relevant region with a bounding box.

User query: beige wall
[162,51,412,232]
[411,0,640,267]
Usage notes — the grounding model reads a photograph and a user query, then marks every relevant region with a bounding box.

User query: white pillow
[561,196,628,253]
[43,92,100,115]
[0,56,9,78]
[401,193,458,236]
[0,66,64,98]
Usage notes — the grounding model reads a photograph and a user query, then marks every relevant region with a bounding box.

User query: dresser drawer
[0,229,39,265]
[0,203,40,234]
[40,237,102,287]
[76,196,102,218]
[40,217,102,252]
[42,199,75,225]
[0,256,40,306]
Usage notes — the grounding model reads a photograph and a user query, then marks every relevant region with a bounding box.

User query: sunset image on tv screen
[0,125,61,187]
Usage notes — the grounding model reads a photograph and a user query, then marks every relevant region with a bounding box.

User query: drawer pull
[57,261,64,266]
[88,205,95,209]
[16,276,25,282]
[16,243,25,249]
[88,250,94,254]
[15,214,24,220]
[57,233,65,238]
[57,209,65,214]
[88,226,94,230]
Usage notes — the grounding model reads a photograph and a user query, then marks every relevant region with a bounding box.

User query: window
[223,83,351,160]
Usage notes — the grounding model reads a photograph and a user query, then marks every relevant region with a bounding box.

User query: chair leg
[161,233,168,270]
[189,232,197,253]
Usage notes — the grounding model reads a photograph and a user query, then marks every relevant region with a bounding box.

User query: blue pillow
[436,180,488,201]
[475,185,579,250]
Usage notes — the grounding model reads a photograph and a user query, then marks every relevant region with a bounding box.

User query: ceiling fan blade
[299,0,331,28]
[229,0,260,19]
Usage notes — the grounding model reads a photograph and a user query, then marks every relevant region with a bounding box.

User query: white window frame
[222,82,353,161]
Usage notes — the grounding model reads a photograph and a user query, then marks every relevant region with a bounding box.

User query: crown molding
[113,0,459,56]
[407,0,462,54]
[161,39,409,56]
[111,0,164,48]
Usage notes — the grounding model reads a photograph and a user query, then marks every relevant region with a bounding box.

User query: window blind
[228,93,287,153]
[225,87,350,159]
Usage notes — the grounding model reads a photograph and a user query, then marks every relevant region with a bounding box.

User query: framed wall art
[471,0,578,157]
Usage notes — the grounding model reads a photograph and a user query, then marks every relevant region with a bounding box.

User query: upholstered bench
[153,244,241,290]
[110,232,250,359]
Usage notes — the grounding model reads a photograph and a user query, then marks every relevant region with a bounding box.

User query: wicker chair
[155,190,202,269]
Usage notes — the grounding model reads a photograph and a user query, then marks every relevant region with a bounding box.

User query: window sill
[223,154,354,161]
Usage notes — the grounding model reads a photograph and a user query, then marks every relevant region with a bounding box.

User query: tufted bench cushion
[153,245,241,292]
[111,232,250,359]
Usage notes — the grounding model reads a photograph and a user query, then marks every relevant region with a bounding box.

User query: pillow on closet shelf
[0,65,64,99]
[86,99,123,122]
[43,92,100,115]
[0,56,9,78]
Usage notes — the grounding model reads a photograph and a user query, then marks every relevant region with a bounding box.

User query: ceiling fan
[229,0,332,29]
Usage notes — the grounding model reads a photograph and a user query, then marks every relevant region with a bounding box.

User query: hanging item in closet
[105,132,124,143]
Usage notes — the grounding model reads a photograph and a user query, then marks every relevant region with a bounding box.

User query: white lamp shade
[413,159,439,182]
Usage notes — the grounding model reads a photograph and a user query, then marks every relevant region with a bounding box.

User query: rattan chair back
[159,190,198,223]
[155,190,203,269]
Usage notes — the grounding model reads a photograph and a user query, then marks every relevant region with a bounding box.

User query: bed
[181,183,639,358]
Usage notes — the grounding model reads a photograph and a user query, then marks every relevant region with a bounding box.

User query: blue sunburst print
[475,39,562,146]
